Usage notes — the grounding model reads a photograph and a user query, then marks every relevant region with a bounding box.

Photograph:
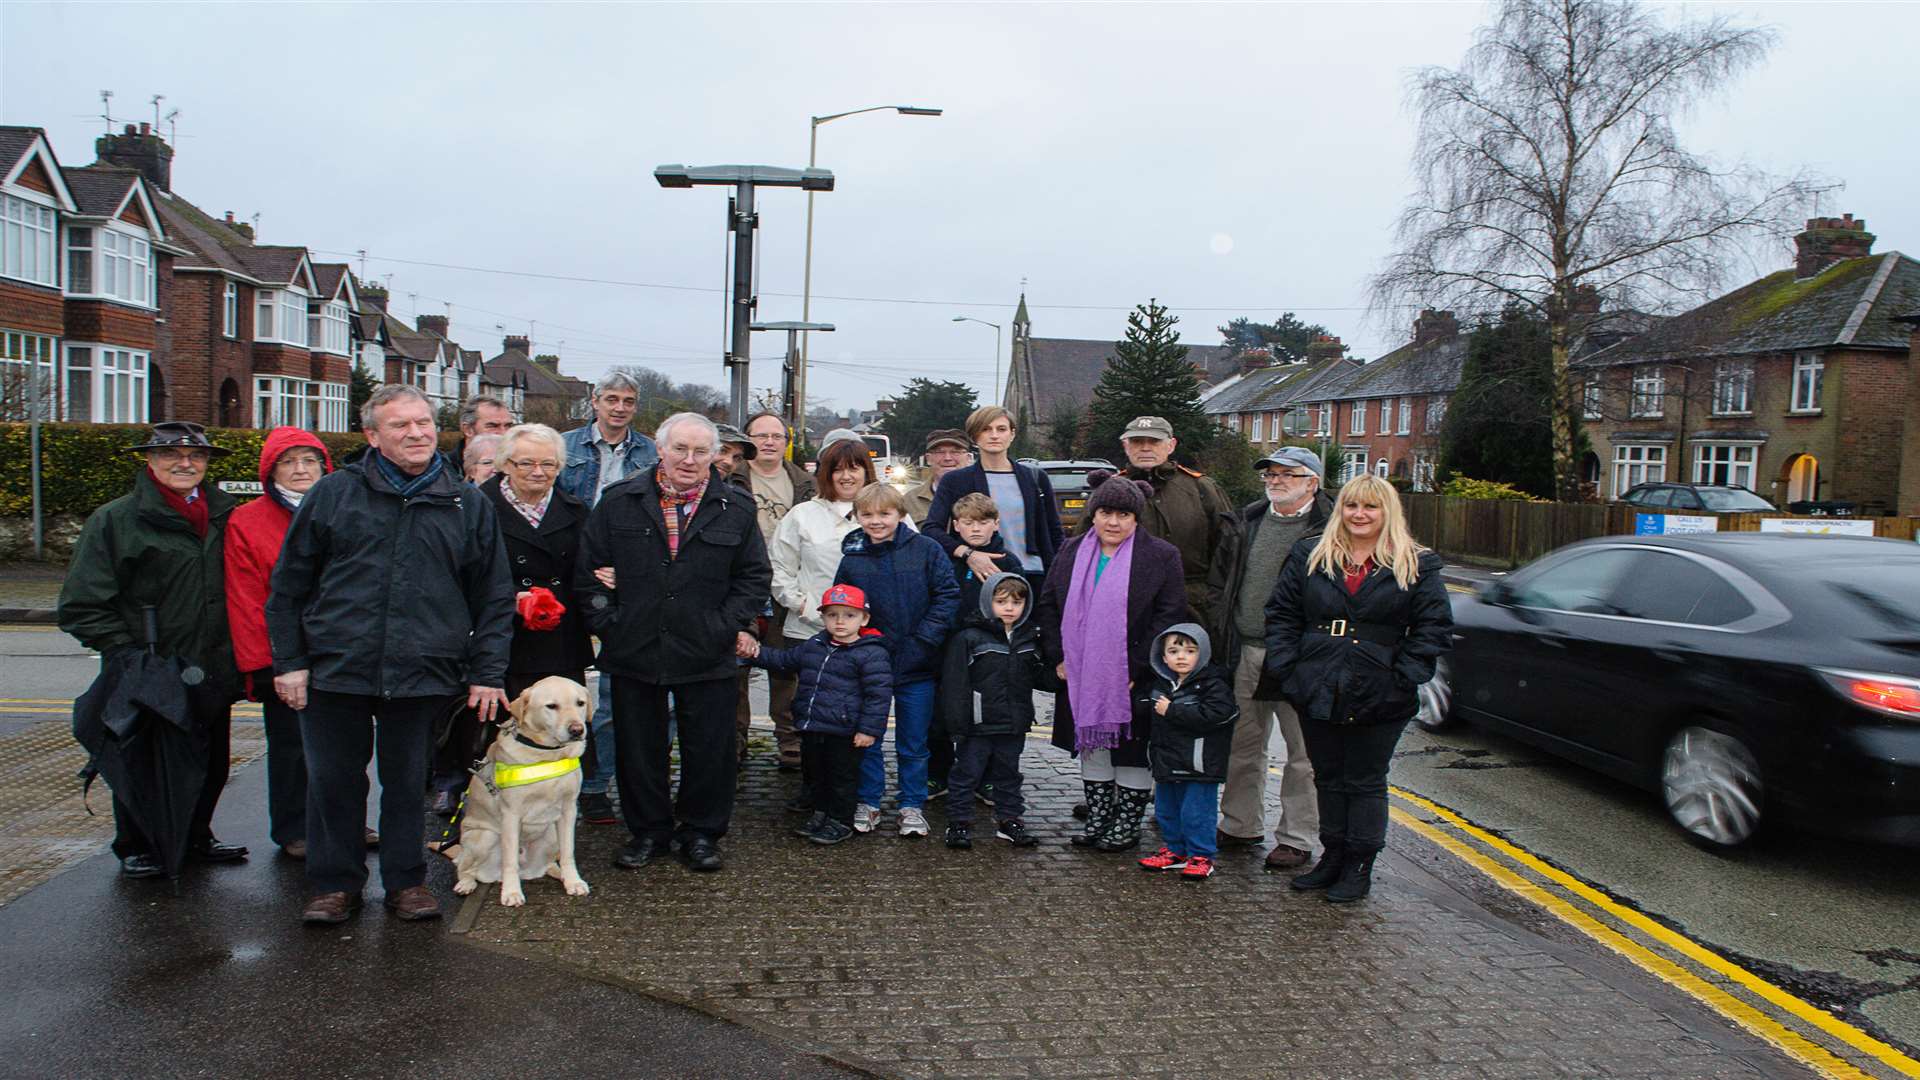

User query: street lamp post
[951,316,1003,407]
[655,164,834,426]
[750,320,835,439]
[799,104,941,433]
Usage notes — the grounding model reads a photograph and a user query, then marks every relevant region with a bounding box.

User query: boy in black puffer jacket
[1138,623,1238,880]
[936,572,1049,849]
[746,584,893,845]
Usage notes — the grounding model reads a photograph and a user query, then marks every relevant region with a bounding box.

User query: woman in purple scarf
[1038,473,1187,851]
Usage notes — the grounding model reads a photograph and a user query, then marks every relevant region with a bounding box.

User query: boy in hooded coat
[935,572,1049,849]
[1138,623,1237,879]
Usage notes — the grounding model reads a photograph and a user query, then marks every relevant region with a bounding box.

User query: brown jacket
[1124,462,1236,631]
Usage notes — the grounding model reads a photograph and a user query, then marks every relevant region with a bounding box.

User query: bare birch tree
[1373,0,1809,500]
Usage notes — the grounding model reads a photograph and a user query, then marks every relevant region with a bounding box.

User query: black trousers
[613,675,735,845]
[253,671,306,850]
[927,711,955,787]
[111,699,231,859]
[946,733,1026,826]
[800,731,860,826]
[1299,718,1407,853]
[301,690,440,895]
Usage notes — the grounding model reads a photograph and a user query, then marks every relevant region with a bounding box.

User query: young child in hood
[745,584,892,845]
[936,572,1050,849]
[1138,624,1238,880]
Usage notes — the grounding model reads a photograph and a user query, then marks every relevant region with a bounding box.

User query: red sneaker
[1180,855,1215,881]
[1138,847,1188,872]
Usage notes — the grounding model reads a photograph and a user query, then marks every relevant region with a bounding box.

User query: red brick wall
[64,300,157,349]
[1330,395,1444,480]
[251,342,312,379]
[0,279,63,336]
[310,353,350,383]
[1899,331,1920,515]
[1833,348,1909,513]
[168,273,256,427]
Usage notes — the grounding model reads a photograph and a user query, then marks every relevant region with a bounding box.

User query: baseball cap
[1256,446,1323,479]
[1120,416,1175,441]
[924,428,970,452]
[818,584,869,612]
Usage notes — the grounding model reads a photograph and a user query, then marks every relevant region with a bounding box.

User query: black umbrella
[72,606,210,891]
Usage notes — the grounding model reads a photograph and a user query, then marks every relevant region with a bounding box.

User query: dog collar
[491,758,581,789]
[514,731,576,752]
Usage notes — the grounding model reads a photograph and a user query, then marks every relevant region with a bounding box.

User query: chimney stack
[503,334,531,354]
[1570,285,1603,315]
[417,314,450,338]
[1794,214,1874,278]
[1239,346,1273,372]
[94,122,174,192]
[1304,335,1347,364]
[1411,309,1459,347]
[359,283,389,311]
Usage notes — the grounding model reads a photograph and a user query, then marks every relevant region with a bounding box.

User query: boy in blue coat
[1138,624,1238,880]
[834,482,960,837]
[745,584,892,845]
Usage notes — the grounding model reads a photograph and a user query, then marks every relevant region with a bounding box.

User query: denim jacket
[558,423,659,509]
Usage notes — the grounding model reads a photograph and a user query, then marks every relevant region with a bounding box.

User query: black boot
[1326,848,1378,903]
[1070,781,1116,847]
[1096,786,1152,852]
[1290,841,1345,890]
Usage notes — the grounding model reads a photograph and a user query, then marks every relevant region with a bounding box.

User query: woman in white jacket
[770,439,876,644]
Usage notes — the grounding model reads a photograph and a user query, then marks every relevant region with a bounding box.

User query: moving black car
[1417,534,1920,849]
[1618,483,1776,513]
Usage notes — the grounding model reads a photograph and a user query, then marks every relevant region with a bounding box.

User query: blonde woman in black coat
[1263,474,1452,902]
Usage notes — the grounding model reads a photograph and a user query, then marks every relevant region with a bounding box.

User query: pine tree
[1439,307,1563,497]
[1084,299,1212,460]
[348,360,381,428]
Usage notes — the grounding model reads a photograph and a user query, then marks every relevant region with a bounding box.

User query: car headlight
[1815,667,1920,720]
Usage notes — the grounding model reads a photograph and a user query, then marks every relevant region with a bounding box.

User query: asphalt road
[1391,719,1920,1059]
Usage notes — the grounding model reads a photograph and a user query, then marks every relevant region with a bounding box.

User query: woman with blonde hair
[1262,474,1452,901]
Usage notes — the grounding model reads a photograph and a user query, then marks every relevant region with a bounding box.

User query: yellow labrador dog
[450,676,591,907]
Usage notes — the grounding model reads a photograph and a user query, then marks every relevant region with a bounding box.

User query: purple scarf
[1062,532,1135,752]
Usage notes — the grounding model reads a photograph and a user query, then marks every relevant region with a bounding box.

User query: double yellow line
[1389,785,1920,1079]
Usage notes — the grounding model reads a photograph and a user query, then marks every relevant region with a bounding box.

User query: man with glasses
[903,429,971,525]
[577,413,770,873]
[741,411,814,768]
[559,372,660,825]
[1209,446,1331,868]
[60,422,248,880]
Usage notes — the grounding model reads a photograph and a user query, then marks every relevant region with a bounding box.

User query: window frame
[1692,442,1759,490]
[1250,412,1265,442]
[1791,352,1823,414]
[1711,360,1754,416]
[0,330,58,420]
[254,288,312,347]
[63,222,152,307]
[1582,376,1603,420]
[1397,398,1412,435]
[222,281,239,338]
[1,191,59,288]
[1378,399,1392,435]
[1611,443,1668,497]
[1629,366,1664,418]
[1348,401,1365,436]
[62,342,148,423]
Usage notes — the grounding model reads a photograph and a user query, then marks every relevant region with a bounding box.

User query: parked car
[1416,534,1920,850]
[1618,482,1776,513]
[1027,459,1118,529]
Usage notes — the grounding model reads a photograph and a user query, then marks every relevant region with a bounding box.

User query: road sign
[1634,513,1718,535]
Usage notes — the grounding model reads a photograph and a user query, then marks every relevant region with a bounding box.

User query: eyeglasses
[664,446,715,461]
[506,458,560,473]
[279,455,323,469]
[1263,471,1316,482]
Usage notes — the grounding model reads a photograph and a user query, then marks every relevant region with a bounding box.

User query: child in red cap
[741,584,894,844]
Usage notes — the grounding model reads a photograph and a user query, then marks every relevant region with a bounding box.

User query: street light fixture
[654,164,834,425]
[797,104,942,435]
[952,316,1003,407]
[751,320,835,438]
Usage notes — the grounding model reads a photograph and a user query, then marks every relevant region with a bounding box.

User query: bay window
[255,289,311,346]
[1611,443,1667,497]
[65,226,151,305]
[1,194,58,286]
[1693,443,1758,489]
[313,300,351,356]
[255,376,317,429]
[1341,450,1367,483]
[0,331,57,420]
[320,382,349,432]
[60,344,147,423]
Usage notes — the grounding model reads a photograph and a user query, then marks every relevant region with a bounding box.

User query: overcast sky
[4,2,1914,413]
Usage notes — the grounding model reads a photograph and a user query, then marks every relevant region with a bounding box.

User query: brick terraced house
[1576,215,1920,514]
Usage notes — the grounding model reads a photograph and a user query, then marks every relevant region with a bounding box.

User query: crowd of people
[57,376,1452,924]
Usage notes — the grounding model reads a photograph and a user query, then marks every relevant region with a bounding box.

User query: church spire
[1013,291,1030,330]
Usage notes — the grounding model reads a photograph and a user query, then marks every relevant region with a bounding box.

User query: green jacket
[1125,462,1237,631]
[58,471,239,697]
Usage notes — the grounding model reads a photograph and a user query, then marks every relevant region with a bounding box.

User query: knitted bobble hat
[1082,471,1152,518]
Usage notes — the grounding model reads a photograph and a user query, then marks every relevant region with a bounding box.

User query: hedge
[0,422,459,518]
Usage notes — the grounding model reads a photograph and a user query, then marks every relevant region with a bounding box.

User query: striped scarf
[657,470,707,558]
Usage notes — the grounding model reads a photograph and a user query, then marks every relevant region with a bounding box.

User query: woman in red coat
[225,427,373,858]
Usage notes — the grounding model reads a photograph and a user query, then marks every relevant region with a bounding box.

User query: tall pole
[993,323,1002,407]
[28,351,42,559]
[784,328,802,437]
[728,182,757,428]
[798,124,819,443]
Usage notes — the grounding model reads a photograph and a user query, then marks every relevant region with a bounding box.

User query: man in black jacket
[1208,447,1331,868]
[577,412,771,873]
[268,385,514,925]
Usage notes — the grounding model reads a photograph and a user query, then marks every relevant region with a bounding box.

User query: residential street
[1,622,1915,1077]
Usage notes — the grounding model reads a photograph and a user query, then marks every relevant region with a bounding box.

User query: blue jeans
[1154,780,1221,858]
[858,678,933,809]
[583,676,616,795]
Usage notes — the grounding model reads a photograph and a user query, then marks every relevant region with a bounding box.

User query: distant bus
[858,433,917,488]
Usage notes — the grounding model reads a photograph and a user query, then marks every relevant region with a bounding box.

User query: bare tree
[1373,0,1808,500]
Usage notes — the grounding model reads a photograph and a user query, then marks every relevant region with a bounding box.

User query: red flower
[517,587,566,631]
